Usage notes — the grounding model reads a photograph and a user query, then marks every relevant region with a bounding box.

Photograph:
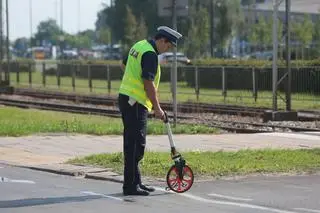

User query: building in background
[230,0,320,59]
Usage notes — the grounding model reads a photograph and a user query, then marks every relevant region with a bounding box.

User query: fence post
[195,66,199,101]
[252,67,258,102]
[16,63,20,85]
[88,64,92,92]
[222,67,227,102]
[57,62,61,88]
[28,62,32,87]
[72,64,76,92]
[107,65,111,95]
[6,60,10,83]
[0,61,2,82]
[42,62,46,88]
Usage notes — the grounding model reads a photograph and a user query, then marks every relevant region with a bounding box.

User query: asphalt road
[1,164,319,213]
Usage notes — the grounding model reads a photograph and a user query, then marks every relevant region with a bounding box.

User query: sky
[7,0,110,41]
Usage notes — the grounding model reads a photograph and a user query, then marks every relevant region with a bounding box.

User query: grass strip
[0,107,218,136]
[68,149,320,178]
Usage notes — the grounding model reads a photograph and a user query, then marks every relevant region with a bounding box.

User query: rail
[0,94,319,134]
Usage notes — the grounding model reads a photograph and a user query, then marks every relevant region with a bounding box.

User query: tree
[97,27,112,44]
[123,5,138,52]
[34,18,62,46]
[247,14,282,53]
[215,1,234,56]
[292,15,313,59]
[95,0,245,58]
[95,0,175,44]
[313,12,320,56]
[228,0,245,56]
[250,15,271,51]
[247,22,259,51]
[184,6,210,58]
[79,29,96,41]
[136,15,148,41]
[13,37,29,56]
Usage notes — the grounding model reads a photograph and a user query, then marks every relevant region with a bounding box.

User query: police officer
[118,26,182,196]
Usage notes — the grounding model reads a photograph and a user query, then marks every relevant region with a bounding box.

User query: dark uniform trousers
[118,94,148,191]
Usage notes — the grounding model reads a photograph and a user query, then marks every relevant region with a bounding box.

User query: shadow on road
[0,195,102,208]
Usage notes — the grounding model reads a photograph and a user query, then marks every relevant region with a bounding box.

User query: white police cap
[156,26,182,46]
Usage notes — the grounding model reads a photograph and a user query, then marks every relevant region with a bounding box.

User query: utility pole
[77,0,80,34]
[60,0,64,55]
[5,0,9,82]
[285,0,291,111]
[172,0,178,125]
[55,0,58,22]
[272,0,279,112]
[60,0,63,33]
[29,0,33,57]
[0,0,3,82]
[270,0,295,121]
[210,0,214,57]
[157,0,188,124]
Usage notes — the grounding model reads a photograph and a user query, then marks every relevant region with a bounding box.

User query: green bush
[4,61,35,73]
[192,58,320,68]
[184,66,320,93]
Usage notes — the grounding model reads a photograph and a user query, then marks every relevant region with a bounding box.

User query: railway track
[9,88,320,121]
[9,88,268,117]
[0,95,319,134]
[0,96,191,120]
[194,119,320,133]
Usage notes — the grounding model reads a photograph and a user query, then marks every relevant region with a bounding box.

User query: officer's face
[158,39,174,53]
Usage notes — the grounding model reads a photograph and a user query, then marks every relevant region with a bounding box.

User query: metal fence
[7,61,320,110]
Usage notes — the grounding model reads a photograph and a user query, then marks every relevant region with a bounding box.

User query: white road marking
[154,187,298,213]
[81,191,124,202]
[8,180,36,184]
[208,193,253,202]
[258,132,320,141]
[0,177,35,184]
[294,208,320,213]
[284,185,311,190]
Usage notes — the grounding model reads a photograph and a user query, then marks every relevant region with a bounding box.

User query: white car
[158,52,192,65]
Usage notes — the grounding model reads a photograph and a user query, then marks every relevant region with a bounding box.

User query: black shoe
[139,184,155,192]
[123,188,150,196]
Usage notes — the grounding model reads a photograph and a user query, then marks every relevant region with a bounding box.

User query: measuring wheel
[163,111,195,193]
[166,164,194,193]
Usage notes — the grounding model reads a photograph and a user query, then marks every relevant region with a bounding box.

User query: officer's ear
[157,37,168,45]
[164,38,171,44]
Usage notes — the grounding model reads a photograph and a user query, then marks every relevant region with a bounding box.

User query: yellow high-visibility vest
[119,40,161,112]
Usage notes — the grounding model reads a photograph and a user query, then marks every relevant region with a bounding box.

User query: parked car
[158,52,192,65]
[58,49,78,60]
[245,51,273,61]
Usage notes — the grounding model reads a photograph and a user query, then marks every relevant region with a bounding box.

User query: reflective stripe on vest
[119,40,161,112]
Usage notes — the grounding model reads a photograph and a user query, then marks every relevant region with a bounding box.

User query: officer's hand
[154,107,165,120]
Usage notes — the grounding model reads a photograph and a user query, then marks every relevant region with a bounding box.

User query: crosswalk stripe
[208,193,253,202]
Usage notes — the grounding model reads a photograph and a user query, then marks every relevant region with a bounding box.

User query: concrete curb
[0,161,125,184]
[85,174,123,183]
[21,165,86,177]
[26,164,125,184]
[3,161,319,186]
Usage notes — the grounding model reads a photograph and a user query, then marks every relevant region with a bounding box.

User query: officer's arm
[141,52,161,110]
[120,55,128,71]
[120,63,126,71]
[144,80,161,110]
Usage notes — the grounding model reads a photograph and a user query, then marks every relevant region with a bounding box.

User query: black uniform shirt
[122,40,159,81]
